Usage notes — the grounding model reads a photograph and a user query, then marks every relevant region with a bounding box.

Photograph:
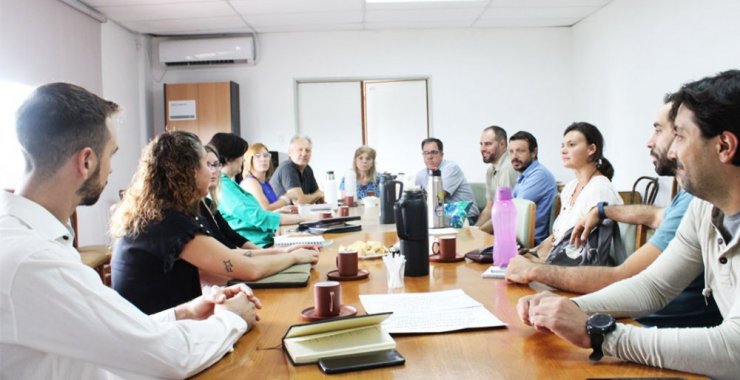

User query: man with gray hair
[271,135,324,204]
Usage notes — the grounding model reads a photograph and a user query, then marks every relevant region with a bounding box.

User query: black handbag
[545,219,627,267]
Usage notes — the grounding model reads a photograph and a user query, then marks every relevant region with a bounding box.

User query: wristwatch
[586,313,616,362]
[596,201,609,221]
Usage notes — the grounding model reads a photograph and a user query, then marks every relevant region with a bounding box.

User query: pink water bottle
[492,187,517,266]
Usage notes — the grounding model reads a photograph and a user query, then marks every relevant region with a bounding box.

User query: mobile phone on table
[317,349,405,374]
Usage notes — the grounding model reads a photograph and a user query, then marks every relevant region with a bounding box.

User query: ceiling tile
[473,17,580,27]
[82,0,217,6]
[479,6,599,19]
[488,0,611,7]
[365,20,472,30]
[229,0,364,14]
[254,23,365,33]
[365,0,488,11]
[366,8,483,23]
[244,11,363,27]
[96,1,234,22]
[122,15,247,34]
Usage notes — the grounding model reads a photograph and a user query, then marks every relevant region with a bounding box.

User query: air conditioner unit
[159,36,255,67]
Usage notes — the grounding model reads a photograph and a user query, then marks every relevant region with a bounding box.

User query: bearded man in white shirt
[0,83,260,379]
[516,70,740,379]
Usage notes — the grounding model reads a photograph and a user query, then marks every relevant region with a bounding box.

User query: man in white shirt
[515,70,740,379]
[0,83,260,379]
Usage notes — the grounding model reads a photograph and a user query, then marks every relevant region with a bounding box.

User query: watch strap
[589,333,605,362]
[597,201,608,220]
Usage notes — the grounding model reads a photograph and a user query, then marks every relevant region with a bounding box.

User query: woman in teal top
[208,133,309,247]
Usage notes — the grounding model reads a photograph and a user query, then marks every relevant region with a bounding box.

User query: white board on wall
[365,79,429,178]
[297,81,363,189]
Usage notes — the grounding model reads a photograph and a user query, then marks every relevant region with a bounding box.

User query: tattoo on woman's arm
[243,250,253,257]
[223,259,234,272]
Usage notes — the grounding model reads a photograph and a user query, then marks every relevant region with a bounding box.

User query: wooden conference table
[194,207,705,379]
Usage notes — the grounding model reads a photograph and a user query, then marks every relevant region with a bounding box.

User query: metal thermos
[379,172,404,224]
[426,168,444,228]
[394,188,429,276]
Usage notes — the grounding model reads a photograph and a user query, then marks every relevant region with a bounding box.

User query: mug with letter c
[314,281,342,317]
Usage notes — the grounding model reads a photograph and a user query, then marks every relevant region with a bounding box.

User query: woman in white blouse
[539,122,623,255]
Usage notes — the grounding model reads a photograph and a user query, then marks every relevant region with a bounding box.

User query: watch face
[589,313,615,329]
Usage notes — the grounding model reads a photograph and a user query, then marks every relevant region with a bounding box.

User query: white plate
[358,252,388,260]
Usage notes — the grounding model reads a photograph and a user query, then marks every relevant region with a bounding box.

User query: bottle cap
[496,186,513,201]
[427,168,441,176]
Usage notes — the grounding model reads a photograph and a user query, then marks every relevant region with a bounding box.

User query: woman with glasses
[208,133,315,247]
[240,143,295,212]
[339,146,380,200]
[110,131,319,314]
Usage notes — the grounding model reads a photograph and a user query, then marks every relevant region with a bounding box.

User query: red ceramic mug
[314,281,341,317]
[432,236,457,260]
[336,250,359,277]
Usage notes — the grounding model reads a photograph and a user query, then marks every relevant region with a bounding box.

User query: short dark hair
[664,92,679,121]
[563,122,615,180]
[509,131,538,158]
[207,133,248,165]
[671,69,740,166]
[421,137,443,152]
[16,83,118,176]
[483,125,508,142]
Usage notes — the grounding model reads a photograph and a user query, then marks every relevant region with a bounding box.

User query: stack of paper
[359,289,506,334]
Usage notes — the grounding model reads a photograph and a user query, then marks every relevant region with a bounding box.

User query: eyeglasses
[253,153,272,159]
[206,162,222,169]
[422,150,441,157]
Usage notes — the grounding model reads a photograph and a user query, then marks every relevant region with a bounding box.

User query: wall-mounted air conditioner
[158,36,255,67]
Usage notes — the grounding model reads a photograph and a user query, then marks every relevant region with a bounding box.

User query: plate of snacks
[339,240,390,259]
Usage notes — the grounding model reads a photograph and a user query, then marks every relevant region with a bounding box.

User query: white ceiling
[79,0,613,35]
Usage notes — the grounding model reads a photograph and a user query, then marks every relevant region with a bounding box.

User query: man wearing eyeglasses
[414,137,479,223]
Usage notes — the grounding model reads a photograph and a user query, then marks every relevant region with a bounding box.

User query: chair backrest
[549,193,561,235]
[469,182,487,212]
[512,198,536,248]
[617,222,637,257]
[632,176,659,205]
[619,191,643,206]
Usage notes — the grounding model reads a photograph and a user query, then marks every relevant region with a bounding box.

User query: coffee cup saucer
[327,269,369,281]
[429,253,465,263]
[300,305,358,322]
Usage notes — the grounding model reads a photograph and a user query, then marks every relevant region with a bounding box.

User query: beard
[482,154,493,164]
[77,164,105,206]
[650,148,677,176]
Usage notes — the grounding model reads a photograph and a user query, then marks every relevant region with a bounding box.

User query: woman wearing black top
[198,145,316,285]
[110,132,319,314]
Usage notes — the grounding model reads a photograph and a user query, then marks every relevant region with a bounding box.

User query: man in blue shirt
[505,100,721,328]
[508,131,558,244]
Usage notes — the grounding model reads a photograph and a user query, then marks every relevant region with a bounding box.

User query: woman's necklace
[569,167,599,207]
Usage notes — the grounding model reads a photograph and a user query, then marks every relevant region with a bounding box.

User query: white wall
[96,21,149,246]
[152,28,574,184]
[572,0,740,202]
[0,0,101,90]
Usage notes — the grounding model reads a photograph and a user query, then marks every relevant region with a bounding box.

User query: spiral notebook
[274,235,328,247]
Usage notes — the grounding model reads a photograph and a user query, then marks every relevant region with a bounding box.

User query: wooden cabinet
[164,81,240,144]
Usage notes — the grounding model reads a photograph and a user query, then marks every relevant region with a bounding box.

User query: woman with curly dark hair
[110,131,319,314]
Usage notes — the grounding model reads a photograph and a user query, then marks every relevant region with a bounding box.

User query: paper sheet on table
[359,289,507,334]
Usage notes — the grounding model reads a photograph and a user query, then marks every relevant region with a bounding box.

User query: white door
[364,79,429,179]
[297,81,363,189]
